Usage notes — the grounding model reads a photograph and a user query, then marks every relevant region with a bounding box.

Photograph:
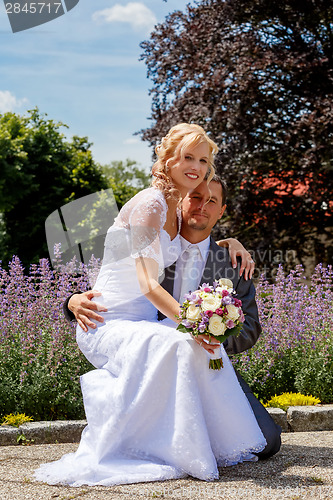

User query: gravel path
[0,431,332,499]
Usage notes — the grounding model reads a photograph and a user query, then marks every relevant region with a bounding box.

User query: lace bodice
[92,187,182,320]
[104,187,181,271]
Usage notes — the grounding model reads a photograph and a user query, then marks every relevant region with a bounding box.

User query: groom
[63,175,281,459]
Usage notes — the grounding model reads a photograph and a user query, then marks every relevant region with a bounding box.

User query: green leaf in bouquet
[214,323,243,343]
[176,324,191,334]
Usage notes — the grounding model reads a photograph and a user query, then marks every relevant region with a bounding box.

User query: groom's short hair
[207,174,227,205]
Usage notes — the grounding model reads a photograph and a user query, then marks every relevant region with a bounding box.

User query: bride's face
[167,141,210,195]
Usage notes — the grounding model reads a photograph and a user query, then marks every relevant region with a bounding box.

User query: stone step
[1,405,333,446]
[267,404,333,432]
[0,420,86,446]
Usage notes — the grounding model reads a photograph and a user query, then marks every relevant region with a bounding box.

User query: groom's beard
[186,215,210,231]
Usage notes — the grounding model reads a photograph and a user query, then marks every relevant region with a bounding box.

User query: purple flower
[198,322,207,333]
[184,291,201,304]
[221,295,232,305]
[226,319,235,329]
[215,308,224,316]
[182,319,194,329]
[200,282,211,289]
[200,313,210,324]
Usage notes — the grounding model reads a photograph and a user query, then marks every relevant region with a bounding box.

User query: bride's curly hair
[151,123,218,199]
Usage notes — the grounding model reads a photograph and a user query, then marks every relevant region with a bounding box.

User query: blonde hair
[151,123,218,199]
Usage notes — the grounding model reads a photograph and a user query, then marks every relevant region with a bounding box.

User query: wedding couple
[35,123,281,487]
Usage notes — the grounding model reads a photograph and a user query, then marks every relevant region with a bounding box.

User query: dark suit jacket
[158,237,261,355]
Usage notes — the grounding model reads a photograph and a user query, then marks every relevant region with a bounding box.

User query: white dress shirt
[173,235,211,302]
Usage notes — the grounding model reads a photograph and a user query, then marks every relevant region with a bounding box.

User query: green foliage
[264,393,321,412]
[16,434,34,445]
[0,108,108,267]
[0,324,91,421]
[235,329,333,404]
[292,336,333,403]
[57,159,151,263]
[102,159,151,208]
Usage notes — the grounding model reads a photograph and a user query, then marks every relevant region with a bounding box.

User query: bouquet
[176,278,244,370]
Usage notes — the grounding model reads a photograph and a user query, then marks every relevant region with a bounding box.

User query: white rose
[216,278,234,293]
[219,278,233,288]
[226,304,240,321]
[208,314,227,336]
[201,294,222,312]
[186,304,202,321]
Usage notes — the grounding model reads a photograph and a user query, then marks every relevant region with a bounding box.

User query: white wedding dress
[34,187,266,487]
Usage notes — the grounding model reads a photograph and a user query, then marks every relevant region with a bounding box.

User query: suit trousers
[235,370,282,459]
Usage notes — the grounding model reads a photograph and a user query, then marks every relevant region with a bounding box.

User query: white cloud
[92,2,157,31]
[123,137,140,145]
[0,90,28,113]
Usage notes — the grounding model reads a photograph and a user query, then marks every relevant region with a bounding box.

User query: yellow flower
[264,392,321,411]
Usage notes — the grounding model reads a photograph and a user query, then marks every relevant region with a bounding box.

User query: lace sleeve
[127,189,167,266]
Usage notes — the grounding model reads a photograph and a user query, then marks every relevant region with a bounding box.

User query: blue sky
[0,1,192,170]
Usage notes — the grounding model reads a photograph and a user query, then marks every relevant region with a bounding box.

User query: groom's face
[181,180,226,235]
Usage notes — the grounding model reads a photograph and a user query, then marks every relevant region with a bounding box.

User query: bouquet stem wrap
[208,345,223,370]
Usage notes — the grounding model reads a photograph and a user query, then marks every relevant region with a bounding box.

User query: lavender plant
[233,264,333,403]
[0,246,100,420]
[1,254,332,419]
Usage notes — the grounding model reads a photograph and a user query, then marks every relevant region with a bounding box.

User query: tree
[140,0,333,272]
[0,109,108,267]
[54,160,152,265]
[102,159,151,208]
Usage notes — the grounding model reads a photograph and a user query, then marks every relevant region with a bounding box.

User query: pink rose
[226,319,235,329]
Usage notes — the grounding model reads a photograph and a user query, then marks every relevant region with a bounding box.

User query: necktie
[179,245,201,303]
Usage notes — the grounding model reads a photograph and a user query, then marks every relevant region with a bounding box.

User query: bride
[34,123,266,487]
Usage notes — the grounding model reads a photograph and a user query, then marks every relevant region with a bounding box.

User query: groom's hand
[68,290,107,332]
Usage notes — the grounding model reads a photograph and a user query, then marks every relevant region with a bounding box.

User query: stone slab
[17,420,87,444]
[287,404,333,432]
[2,406,333,446]
[266,407,288,432]
[0,426,19,446]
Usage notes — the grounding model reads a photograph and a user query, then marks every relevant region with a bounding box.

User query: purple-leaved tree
[140,0,333,272]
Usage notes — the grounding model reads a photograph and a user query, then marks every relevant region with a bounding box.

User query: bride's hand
[216,237,254,280]
[192,334,220,355]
